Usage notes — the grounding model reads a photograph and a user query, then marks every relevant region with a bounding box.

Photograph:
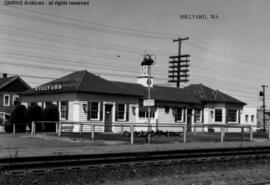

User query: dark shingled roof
[113,81,201,104]
[22,70,201,105]
[0,76,16,90]
[185,84,246,105]
[0,76,30,91]
[22,70,142,97]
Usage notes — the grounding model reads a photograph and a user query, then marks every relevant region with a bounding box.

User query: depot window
[60,101,68,120]
[251,115,255,123]
[88,102,99,120]
[139,106,155,119]
[228,109,237,123]
[116,103,126,121]
[175,107,184,122]
[215,109,223,122]
[194,109,202,122]
[245,115,249,122]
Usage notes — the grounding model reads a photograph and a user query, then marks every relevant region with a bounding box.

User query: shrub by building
[43,104,59,132]
[5,104,27,133]
[26,104,44,132]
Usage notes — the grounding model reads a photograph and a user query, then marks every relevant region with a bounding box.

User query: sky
[0,0,270,108]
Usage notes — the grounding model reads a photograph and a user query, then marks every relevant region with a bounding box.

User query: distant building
[0,73,30,114]
[257,108,270,129]
[240,107,257,130]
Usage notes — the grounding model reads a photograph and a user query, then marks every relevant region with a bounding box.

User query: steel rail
[1,146,270,173]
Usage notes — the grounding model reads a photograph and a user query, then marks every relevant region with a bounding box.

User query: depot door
[187,109,192,132]
[104,104,113,132]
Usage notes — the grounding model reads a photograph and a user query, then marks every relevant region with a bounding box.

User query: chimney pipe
[3,73,7,78]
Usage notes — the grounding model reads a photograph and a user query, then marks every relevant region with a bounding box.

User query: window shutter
[66,101,69,120]
[115,102,118,121]
[174,108,177,122]
[225,109,228,123]
[87,102,91,121]
[202,110,204,123]
[99,102,103,121]
[183,108,186,122]
[238,110,240,124]
[194,109,196,123]
[126,104,129,121]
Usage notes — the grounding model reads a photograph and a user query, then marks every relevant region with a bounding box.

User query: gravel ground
[2,160,270,185]
[102,167,270,185]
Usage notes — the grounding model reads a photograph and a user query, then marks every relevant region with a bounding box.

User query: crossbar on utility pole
[169,37,190,88]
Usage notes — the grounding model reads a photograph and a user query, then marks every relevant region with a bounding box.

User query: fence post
[55,122,58,134]
[58,122,62,137]
[249,126,253,141]
[31,121,35,135]
[220,126,224,143]
[147,124,151,144]
[183,125,186,143]
[91,124,95,140]
[13,124,15,135]
[79,123,83,134]
[268,126,270,139]
[130,124,134,144]
[241,127,244,142]
[120,123,123,136]
[156,119,159,133]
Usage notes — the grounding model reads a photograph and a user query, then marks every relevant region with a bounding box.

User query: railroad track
[1,146,270,175]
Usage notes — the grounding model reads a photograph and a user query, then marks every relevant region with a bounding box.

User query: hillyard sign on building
[21,60,246,133]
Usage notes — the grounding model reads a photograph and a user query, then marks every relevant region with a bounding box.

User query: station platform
[1,133,270,158]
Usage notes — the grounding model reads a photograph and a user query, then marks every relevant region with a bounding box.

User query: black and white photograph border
[0,1,270,185]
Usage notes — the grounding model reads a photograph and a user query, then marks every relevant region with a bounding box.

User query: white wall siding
[158,107,175,124]
[240,107,257,131]
[68,101,74,121]
[128,104,137,123]
[80,101,88,122]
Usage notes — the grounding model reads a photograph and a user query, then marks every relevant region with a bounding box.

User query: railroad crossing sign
[143,99,155,106]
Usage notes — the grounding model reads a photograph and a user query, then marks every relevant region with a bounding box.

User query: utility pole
[168,37,190,88]
[260,85,268,131]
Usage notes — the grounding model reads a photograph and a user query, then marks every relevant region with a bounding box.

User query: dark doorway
[187,109,192,132]
[104,104,113,132]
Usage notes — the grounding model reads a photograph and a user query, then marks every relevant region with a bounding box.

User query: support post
[202,124,205,133]
[268,126,270,139]
[147,124,151,143]
[31,121,35,135]
[249,126,253,141]
[260,85,268,130]
[58,122,62,137]
[13,124,15,135]
[156,119,159,133]
[79,123,83,134]
[120,123,123,136]
[241,127,244,142]
[55,122,58,134]
[91,124,95,140]
[183,125,186,143]
[130,124,134,144]
[220,126,224,143]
